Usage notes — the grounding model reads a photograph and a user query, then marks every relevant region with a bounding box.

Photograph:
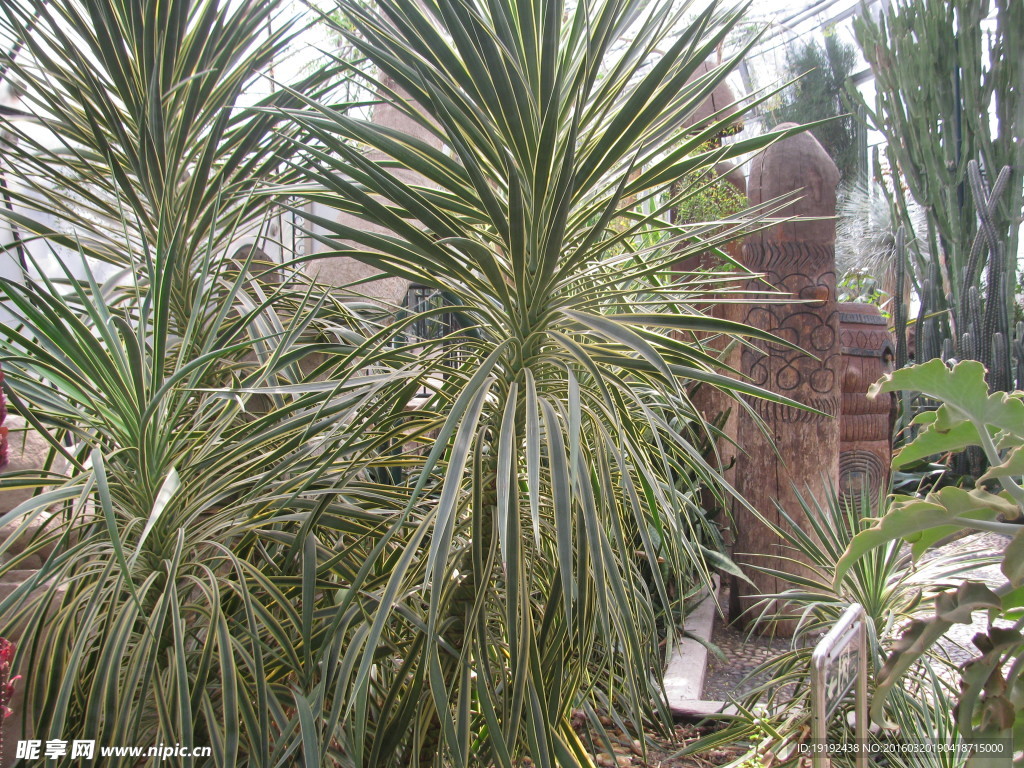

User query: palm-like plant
[0,0,434,763]
[0,0,342,325]
[0,243,439,763]
[0,0,820,763]
[282,0,813,764]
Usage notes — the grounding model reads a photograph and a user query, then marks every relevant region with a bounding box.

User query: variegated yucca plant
[0,0,432,764]
[279,0,814,765]
[0,0,814,765]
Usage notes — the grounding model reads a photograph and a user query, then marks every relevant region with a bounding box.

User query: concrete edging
[663,576,736,719]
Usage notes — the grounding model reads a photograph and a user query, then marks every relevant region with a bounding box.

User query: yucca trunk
[418,431,501,766]
[417,367,523,766]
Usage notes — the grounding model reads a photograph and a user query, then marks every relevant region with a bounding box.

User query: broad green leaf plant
[280,0,815,765]
[683,482,994,763]
[836,359,1024,759]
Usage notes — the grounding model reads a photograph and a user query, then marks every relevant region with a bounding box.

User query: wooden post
[729,125,841,633]
[838,302,896,511]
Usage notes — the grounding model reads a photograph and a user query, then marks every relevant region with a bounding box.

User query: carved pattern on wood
[838,310,887,326]
[740,242,839,404]
[841,413,890,442]
[749,396,840,421]
[841,393,888,416]
[729,127,841,635]
[838,303,896,510]
[841,327,894,359]
[838,449,886,501]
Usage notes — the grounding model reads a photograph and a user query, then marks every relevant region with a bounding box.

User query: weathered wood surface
[730,125,841,633]
[838,302,895,510]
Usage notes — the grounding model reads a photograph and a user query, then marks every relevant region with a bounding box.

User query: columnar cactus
[892,228,909,370]
[850,0,1024,391]
[1015,322,1024,389]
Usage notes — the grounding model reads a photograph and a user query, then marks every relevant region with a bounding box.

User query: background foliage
[766,34,860,182]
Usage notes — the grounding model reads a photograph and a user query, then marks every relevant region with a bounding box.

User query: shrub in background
[767,35,860,182]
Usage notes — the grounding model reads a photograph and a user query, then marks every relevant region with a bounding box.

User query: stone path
[701,609,796,703]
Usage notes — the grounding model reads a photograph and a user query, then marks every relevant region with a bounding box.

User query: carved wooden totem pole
[838,302,896,510]
[730,125,841,632]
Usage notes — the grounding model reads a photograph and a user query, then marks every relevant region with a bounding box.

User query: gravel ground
[570,720,746,768]
[701,596,798,702]
[921,531,1013,666]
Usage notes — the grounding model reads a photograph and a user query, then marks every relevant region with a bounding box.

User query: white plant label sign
[810,603,868,768]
